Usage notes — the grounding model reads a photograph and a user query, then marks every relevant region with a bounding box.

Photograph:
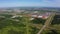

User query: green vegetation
[0,14,60,34]
[31,18,46,24]
[51,15,60,24]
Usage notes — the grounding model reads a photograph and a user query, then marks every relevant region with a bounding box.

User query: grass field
[0,13,60,34]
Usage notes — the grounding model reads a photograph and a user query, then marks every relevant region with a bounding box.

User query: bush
[31,18,46,24]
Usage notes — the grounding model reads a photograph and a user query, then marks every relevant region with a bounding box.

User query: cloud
[41,0,60,2]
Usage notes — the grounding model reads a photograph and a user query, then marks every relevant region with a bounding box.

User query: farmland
[0,12,60,34]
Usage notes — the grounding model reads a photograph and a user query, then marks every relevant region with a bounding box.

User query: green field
[0,14,60,34]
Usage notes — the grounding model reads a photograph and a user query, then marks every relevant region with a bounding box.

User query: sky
[0,0,60,7]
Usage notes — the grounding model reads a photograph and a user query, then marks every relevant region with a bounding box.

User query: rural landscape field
[0,0,60,34]
[0,7,60,34]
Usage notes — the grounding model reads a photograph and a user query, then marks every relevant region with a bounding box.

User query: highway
[37,13,56,34]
